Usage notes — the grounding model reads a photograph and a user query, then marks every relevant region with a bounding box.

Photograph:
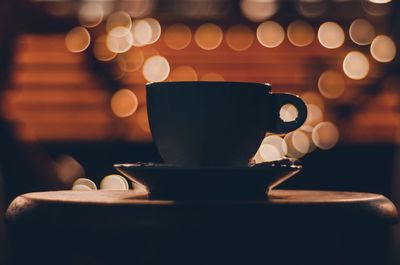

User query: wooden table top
[6,189,398,226]
[5,189,394,205]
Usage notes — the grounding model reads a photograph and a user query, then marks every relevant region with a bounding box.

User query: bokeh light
[200,73,225,81]
[312,121,339,150]
[106,11,132,33]
[296,0,327,18]
[78,3,103,28]
[304,104,323,126]
[368,0,391,3]
[292,131,311,154]
[256,21,285,48]
[343,51,370,80]
[370,35,397,63]
[194,23,223,50]
[318,22,345,49]
[163,24,192,50]
[131,18,161,46]
[106,27,133,53]
[259,135,288,162]
[117,47,144,72]
[170,66,198,81]
[349,19,375,45]
[301,91,325,112]
[131,19,152,46]
[280,104,298,122]
[284,130,311,158]
[240,0,279,22]
[257,144,281,162]
[287,20,315,47]
[225,25,254,51]
[94,34,117,61]
[144,18,161,44]
[65,27,91,53]
[100,174,129,190]
[142,55,170,82]
[318,70,345,99]
[72,178,97,190]
[111,89,139,118]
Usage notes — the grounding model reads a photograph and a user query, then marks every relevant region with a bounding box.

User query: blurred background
[0,0,399,263]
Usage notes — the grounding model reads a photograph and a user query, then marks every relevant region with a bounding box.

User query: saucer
[114,159,301,200]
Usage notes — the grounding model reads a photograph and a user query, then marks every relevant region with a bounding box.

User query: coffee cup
[146,81,307,167]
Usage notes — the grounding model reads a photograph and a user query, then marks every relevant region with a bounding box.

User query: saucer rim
[113,159,302,171]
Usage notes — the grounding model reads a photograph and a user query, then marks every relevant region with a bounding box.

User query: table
[6,189,398,265]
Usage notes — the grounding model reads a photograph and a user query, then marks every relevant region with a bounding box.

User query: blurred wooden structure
[3,32,399,142]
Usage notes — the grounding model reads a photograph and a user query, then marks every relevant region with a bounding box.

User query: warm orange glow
[142,55,170,82]
[194,23,223,50]
[312,121,339,150]
[106,11,132,33]
[106,27,133,53]
[318,70,345,99]
[100,174,129,190]
[349,19,375,45]
[370,35,397,63]
[170,66,198,81]
[78,3,103,28]
[300,125,317,153]
[94,35,117,61]
[117,47,144,72]
[318,22,345,49]
[200,73,225,81]
[163,24,192,50]
[111,89,139,118]
[225,25,254,51]
[287,20,314,47]
[382,76,400,91]
[256,21,285,48]
[240,0,279,22]
[72,178,97,190]
[343,51,369,80]
[65,27,91,53]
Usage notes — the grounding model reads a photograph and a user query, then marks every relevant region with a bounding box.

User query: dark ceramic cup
[146,81,307,167]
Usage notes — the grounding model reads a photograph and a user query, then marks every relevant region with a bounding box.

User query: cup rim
[146,81,271,91]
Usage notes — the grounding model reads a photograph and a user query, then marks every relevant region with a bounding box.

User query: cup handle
[267,93,308,134]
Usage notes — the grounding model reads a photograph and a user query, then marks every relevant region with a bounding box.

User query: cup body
[146,81,305,167]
